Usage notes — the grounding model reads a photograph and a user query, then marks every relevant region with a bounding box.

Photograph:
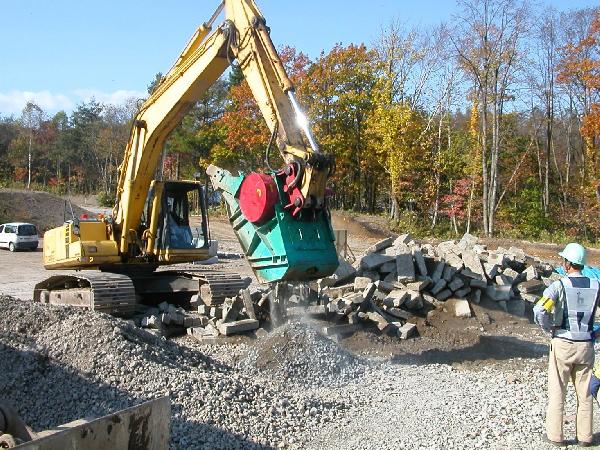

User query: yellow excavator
[34,0,339,315]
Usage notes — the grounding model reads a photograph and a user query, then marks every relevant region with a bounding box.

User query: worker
[533,243,600,447]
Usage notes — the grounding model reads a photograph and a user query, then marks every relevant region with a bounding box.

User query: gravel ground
[2,294,600,449]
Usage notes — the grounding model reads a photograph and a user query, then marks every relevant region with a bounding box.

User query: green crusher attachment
[207,164,339,283]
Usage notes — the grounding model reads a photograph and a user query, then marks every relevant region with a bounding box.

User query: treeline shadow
[389,334,548,366]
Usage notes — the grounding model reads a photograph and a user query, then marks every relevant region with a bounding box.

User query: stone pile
[314,232,558,337]
[137,232,560,342]
[135,287,265,341]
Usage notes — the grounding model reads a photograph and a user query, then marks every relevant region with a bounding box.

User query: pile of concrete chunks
[315,232,559,339]
[136,232,559,341]
[136,288,267,341]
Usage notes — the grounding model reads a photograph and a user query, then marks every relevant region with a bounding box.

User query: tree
[303,44,379,211]
[558,9,600,204]
[147,72,164,95]
[20,102,45,189]
[453,0,528,236]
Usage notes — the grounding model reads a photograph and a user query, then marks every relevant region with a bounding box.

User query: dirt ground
[0,188,566,375]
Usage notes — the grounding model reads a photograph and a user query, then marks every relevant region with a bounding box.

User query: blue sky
[1,0,597,116]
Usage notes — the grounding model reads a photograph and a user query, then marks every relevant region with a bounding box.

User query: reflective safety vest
[553,277,600,341]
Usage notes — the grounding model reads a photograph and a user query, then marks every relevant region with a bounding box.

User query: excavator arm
[113,0,333,259]
[42,0,338,284]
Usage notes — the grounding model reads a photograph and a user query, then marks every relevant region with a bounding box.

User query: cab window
[0,226,3,233]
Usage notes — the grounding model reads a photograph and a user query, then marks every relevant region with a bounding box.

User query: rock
[324,284,354,299]
[322,258,357,287]
[458,233,479,250]
[217,319,259,336]
[485,285,512,301]
[469,289,482,304]
[366,237,394,254]
[430,279,447,296]
[444,253,464,270]
[506,299,527,317]
[406,278,431,292]
[344,292,365,305]
[360,253,395,271]
[364,312,390,332]
[454,287,471,299]
[435,289,453,301]
[523,265,539,281]
[403,290,423,310]
[222,297,243,323]
[483,263,499,280]
[518,279,545,294]
[210,307,222,319]
[521,293,541,303]
[395,254,416,283]
[398,322,417,340]
[503,267,520,280]
[437,240,459,259]
[380,260,397,274]
[447,277,464,292]
[497,273,514,286]
[447,298,472,318]
[362,283,378,302]
[183,315,202,328]
[431,261,446,283]
[413,250,428,277]
[422,293,443,308]
[383,272,397,282]
[393,233,413,247]
[386,307,413,320]
[443,265,458,282]
[462,251,486,277]
[141,315,161,329]
[383,289,409,308]
[468,279,488,289]
[362,270,380,281]
[375,280,398,294]
[254,328,268,338]
[241,289,257,320]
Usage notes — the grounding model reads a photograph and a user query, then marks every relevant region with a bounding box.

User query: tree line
[0,0,599,241]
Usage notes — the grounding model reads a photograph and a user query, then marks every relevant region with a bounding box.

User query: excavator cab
[144,180,212,263]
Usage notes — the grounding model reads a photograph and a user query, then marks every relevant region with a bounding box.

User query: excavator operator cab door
[145,180,212,263]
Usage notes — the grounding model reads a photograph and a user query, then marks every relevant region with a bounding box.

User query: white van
[0,222,39,251]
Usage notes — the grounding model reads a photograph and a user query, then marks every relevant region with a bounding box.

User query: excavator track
[33,272,136,317]
[34,269,249,316]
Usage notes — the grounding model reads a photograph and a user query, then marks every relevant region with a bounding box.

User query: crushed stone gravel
[2,295,597,449]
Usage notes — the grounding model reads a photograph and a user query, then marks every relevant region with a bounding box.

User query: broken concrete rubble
[136,231,559,343]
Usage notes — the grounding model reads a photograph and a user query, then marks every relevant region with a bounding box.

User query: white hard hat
[559,242,587,266]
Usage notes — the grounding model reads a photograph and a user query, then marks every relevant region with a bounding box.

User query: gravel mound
[0,189,91,232]
[0,296,352,449]
[238,322,366,387]
[3,295,580,450]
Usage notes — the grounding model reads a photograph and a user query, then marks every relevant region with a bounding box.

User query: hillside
[0,189,92,232]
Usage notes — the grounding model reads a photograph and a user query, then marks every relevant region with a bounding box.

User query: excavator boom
[40,0,339,304]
